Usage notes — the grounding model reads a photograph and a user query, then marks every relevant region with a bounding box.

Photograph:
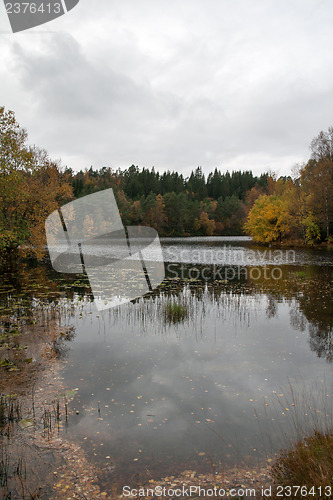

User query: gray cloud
[1,0,333,176]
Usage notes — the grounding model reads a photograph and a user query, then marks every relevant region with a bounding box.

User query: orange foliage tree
[0,107,73,262]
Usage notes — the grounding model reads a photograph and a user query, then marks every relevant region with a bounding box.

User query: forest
[63,127,333,244]
[67,165,268,237]
[1,105,333,263]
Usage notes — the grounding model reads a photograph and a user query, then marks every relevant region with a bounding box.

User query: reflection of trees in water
[290,301,333,361]
[266,294,279,319]
[294,279,333,362]
[50,326,76,360]
[248,265,333,362]
[159,270,333,360]
[308,323,333,362]
[2,260,332,361]
[289,303,307,332]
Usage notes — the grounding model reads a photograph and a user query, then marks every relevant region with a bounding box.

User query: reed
[270,430,333,498]
[258,379,333,498]
[0,395,21,431]
[163,301,189,323]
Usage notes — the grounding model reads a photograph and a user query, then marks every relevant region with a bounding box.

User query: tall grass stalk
[255,378,333,498]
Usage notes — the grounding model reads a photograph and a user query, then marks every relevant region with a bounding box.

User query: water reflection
[161,237,333,267]
[58,263,333,486]
[1,241,333,491]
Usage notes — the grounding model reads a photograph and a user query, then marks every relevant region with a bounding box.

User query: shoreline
[0,321,105,499]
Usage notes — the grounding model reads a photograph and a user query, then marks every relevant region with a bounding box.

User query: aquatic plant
[0,452,9,488]
[0,395,21,430]
[163,300,189,323]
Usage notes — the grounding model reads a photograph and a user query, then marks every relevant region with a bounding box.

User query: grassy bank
[269,429,333,498]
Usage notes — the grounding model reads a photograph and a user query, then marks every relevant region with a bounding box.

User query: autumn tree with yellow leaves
[244,127,333,245]
[243,194,291,243]
[0,107,73,264]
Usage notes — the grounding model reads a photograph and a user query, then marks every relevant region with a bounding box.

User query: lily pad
[59,389,78,400]
[18,418,35,429]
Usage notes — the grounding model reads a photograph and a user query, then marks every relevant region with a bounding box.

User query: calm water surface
[53,237,333,486]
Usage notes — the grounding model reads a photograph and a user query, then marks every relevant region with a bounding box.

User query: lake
[1,236,333,494]
[57,237,333,488]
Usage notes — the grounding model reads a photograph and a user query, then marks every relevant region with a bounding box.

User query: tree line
[65,165,268,237]
[245,128,333,245]
[1,106,332,264]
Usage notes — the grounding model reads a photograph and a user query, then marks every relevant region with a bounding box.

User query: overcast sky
[1,0,333,177]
